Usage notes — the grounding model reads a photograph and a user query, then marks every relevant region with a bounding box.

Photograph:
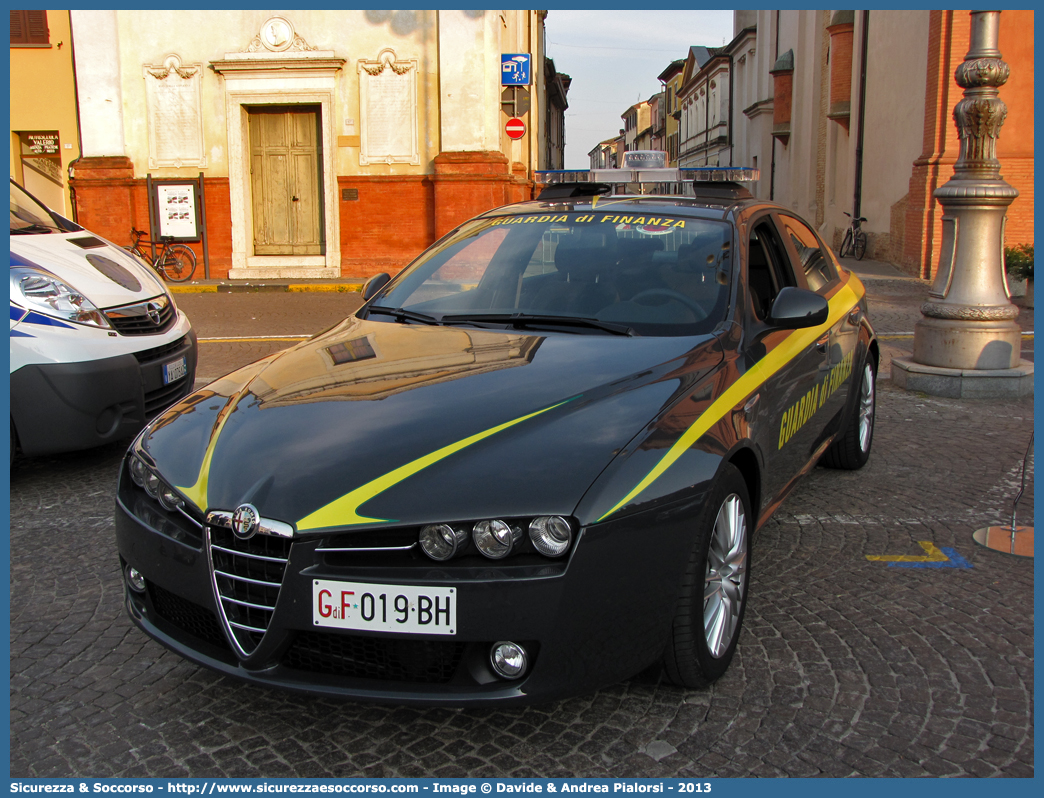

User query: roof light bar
[535,165,759,186]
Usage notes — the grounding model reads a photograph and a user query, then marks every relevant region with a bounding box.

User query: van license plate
[163,357,187,385]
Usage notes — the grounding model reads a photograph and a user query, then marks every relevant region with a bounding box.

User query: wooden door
[248,106,323,255]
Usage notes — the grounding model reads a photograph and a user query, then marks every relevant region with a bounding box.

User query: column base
[912,316,1022,369]
[891,357,1033,398]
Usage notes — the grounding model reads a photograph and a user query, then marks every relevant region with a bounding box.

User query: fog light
[529,516,573,557]
[128,456,148,487]
[419,524,468,561]
[473,520,521,560]
[158,484,184,512]
[125,565,146,593]
[490,641,528,680]
[144,472,161,497]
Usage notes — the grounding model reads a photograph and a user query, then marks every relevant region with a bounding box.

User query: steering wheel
[629,289,708,321]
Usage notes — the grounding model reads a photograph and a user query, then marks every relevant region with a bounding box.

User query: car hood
[11,231,168,308]
[141,317,723,531]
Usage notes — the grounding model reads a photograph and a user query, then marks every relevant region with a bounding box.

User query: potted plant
[1005,243,1034,308]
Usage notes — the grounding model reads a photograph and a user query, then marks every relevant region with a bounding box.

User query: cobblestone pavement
[10,275,1034,778]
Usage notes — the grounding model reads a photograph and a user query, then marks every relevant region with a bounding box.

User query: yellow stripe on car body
[597,273,866,522]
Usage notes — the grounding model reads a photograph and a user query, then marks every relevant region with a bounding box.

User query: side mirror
[362,272,390,302]
[769,286,829,329]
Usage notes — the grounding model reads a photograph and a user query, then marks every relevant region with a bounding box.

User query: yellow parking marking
[198,337,309,343]
[169,285,217,293]
[865,541,949,562]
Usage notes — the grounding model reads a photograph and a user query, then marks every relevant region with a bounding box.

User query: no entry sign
[505,117,526,140]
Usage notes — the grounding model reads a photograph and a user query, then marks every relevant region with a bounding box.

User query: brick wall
[900,10,1032,279]
[70,152,535,281]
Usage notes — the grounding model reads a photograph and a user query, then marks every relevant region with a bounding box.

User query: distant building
[658,60,685,166]
[728,9,1033,275]
[588,138,618,169]
[648,92,666,152]
[544,58,571,170]
[677,45,731,168]
[621,100,651,154]
[9,10,81,215]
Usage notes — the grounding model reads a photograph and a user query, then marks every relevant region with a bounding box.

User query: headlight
[528,516,573,557]
[419,524,468,561]
[128,455,148,487]
[158,484,185,512]
[10,267,110,329]
[473,519,522,560]
[128,452,185,512]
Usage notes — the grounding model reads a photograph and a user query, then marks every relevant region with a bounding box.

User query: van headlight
[10,267,111,329]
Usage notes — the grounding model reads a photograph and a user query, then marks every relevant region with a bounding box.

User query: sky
[544,9,735,168]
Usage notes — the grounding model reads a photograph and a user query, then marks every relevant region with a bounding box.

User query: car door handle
[815,334,830,353]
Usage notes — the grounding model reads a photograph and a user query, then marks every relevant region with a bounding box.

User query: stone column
[892,11,1032,398]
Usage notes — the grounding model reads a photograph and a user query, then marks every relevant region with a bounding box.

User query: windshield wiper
[365,305,441,325]
[11,223,57,235]
[441,312,635,337]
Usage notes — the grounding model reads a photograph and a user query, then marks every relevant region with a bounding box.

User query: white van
[10,180,197,460]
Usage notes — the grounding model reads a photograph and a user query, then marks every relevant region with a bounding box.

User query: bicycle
[126,227,197,282]
[838,211,867,260]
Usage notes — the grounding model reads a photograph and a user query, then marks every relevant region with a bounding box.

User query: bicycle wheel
[853,231,867,260]
[839,229,853,259]
[156,245,197,282]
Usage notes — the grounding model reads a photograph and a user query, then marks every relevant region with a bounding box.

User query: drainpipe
[728,49,734,166]
[852,10,870,219]
[67,12,85,222]
[769,10,779,200]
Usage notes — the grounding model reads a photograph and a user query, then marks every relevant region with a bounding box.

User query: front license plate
[312,579,457,635]
[163,356,188,385]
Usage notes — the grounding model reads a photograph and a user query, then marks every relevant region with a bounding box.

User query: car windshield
[10,181,62,234]
[372,210,732,336]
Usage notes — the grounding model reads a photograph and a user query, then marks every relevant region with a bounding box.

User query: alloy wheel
[703,493,748,658]
[858,363,875,452]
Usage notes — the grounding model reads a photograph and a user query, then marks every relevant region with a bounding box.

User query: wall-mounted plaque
[143,54,206,169]
[358,48,419,166]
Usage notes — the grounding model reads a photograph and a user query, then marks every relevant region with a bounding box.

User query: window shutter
[10,10,49,46]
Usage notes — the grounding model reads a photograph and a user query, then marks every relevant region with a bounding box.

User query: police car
[10,180,197,461]
[114,155,876,705]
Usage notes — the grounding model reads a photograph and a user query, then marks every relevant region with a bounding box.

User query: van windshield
[370,211,732,337]
[10,181,62,234]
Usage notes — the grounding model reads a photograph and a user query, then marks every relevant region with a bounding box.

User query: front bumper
[114,468,704,705]
[11,330,197,456]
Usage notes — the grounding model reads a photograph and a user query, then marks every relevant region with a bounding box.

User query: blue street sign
[501,53,531,86]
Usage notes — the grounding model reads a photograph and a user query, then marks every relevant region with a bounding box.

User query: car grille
[282,631,466,684]
[133,336,188,364]
[105,296,176,335]
[148,582,231,652]
[209,526,292,656]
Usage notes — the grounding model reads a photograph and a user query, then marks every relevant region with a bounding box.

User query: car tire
[663,462,752,688]
[10,416,18,466]
[821,356,876,470]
